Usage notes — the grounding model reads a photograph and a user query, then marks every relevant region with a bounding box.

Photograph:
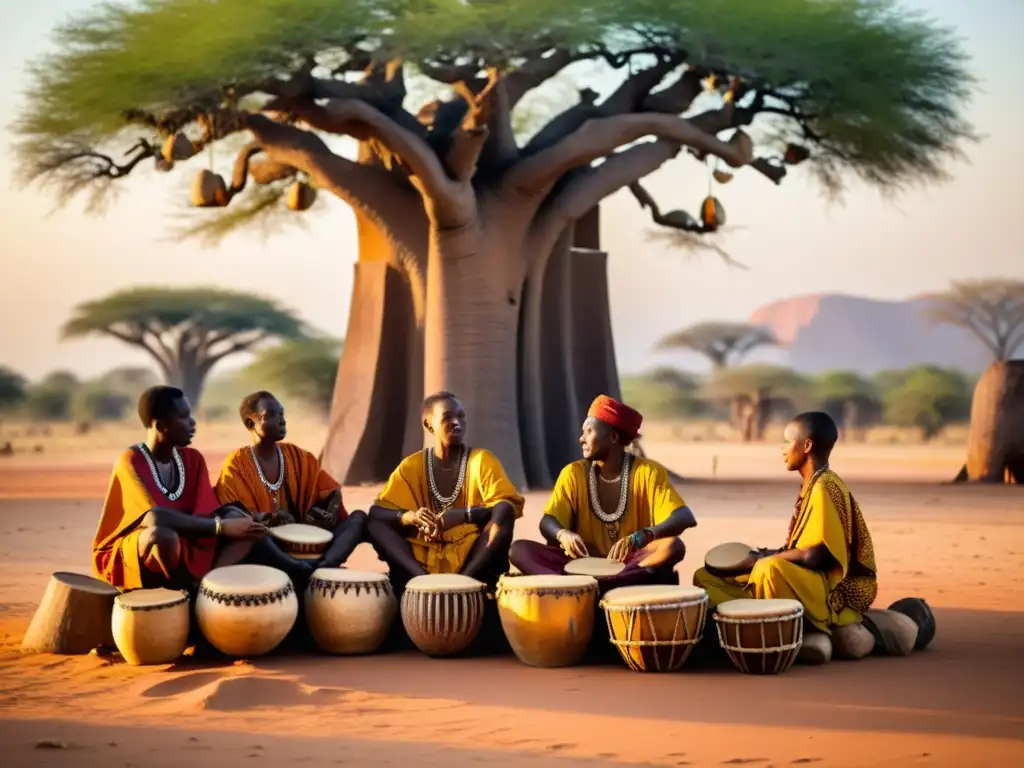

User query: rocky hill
[748,293,992,374]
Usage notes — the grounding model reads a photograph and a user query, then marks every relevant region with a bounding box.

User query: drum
[564,557,625,579]
[195,564,298,657]
[496,575,598,668]
[305,568,396,654]
[600,585,709,673]
[714,598,804,675]
[704,542,758,577]
[111,588,190,666]
[400,574,487,656]
[270,523,333,560]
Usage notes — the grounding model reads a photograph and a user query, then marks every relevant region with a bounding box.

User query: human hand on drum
[555,529,589,559]
[607,536,636,563]
[273,509,296,526]
[220,516,269,540]
[402,508,440,539]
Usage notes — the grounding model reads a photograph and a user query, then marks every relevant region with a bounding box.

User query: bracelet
[214,516,223,536]
[464,508,472,525]
[630,528,654,549]
[396,510,404,526]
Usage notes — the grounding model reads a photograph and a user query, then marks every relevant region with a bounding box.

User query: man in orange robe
[215,391,366,573]
[92,386,268,591]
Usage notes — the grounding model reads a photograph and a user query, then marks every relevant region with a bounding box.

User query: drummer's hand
[274,510,296,526]
[221,516,268,540]
[401,508,437,536]
[556,530,588,559]
[305,506,331,527]
[607,536,636,563]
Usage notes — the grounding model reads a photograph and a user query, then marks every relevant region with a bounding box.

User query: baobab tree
[14,0,976,488]
[657,321,778,369]
[62,287,304,406]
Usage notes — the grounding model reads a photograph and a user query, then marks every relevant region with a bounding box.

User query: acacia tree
[658,321,778,369]
[814,370,881,440]
[925,279,1024,362]
[704,364,810,442]
[243,338,342,416]
[62,287,304,406]
[15,0,975,488]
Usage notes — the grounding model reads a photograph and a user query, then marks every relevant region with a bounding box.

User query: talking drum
[714,598,804,675]
[195,564,298,657]
[600,585,709,673]
[111,588,190,666]
[400,574,487,656]
[496,575,598,668]
[704,542,758,577]
[563,557,626,579]
[305,568,396,654]
[270,523,333,561]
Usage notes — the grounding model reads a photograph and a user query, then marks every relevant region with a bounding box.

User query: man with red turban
[509,395,696,592]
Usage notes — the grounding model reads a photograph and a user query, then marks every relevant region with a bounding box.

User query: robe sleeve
[796,478,851,577]
[91,450,155,584]
[474,450,525,519]
[544,464,578,531]
[646,463,686,526]
[213,448,262,512]
[375,456,423,512]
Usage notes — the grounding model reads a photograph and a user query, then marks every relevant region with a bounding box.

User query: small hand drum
[270,523,333,561]
[704,542,758,577]
[564,557,625,579]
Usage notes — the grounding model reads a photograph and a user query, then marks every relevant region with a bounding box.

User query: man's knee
[138,526,180,566]
[345,509,368,534]
[489,502,515,528]
[664,536,686,566]
[508,539,539,568]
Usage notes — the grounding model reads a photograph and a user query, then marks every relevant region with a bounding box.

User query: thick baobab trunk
[176,365,207,411]
[960,360,1024,483]
[424,226,527,489]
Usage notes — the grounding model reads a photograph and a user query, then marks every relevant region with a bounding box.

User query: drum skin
[714,598,804,675]
[601,585,709,673]
[111,588,190,666]
[195,565,298,657]
[271,523,332,561]
[400,575,487,657]
[496,575,597,668]
[304,569,396,655]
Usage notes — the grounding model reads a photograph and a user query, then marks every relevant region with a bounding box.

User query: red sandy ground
[0,443,1022,766]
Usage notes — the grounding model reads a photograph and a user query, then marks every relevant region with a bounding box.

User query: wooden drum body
[271,523,333,561]
[195,564,298,657]
[600,585,709,673]
[400,574,487,656]
[496,575,598,668]
[112,588,190,666]
[714,598,804,675]
[305,569,396,654]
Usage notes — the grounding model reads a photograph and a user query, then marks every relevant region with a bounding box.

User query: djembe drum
[111,588,190,666]
[496,574,598,668]
[563,557,626,580]
[600,585,709,673]
[714,598,804,675]
[271,523,333,561]
[195,564,298,657]
[400,574,487,656]
[305,568,396,654]
[704,542,758,577]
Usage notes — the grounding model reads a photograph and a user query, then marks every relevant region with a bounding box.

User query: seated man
[366,391,524,594]
[693,411,878,662]
[92,386,268,591]
[215,391,366,575]
[509,395,694,592]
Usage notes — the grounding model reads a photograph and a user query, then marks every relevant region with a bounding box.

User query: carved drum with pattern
[195,564,298,657]
[111,587,190,666]
[600,584,709,673]
[400,574,487,656]
[714,598,804,675]
[304,568,396,654]
[496,574,598,668]
[270,523,333,561]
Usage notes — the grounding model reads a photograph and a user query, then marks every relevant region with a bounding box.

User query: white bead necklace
[136,443,186,502]
[250,444,285,492]
[588,452,631,524]
[427,445,469,510]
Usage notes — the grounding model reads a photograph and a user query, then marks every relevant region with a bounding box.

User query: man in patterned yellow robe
[694,412,877,637]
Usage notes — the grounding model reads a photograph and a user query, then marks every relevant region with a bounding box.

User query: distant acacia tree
[814,371,881,440]
[925,279,1024,362]
[242,338,342,416]
[0,367,27,413]
[62,287,305,407]
[882,366,972,440]
[704,364,810,441]
[657,322,778,370]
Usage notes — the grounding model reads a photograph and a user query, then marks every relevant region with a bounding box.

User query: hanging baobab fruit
[286,180,317,211]
[700,196,726,230]
[713,168,734,184]
[784,143,811,165]
[662,209,700,229]
[191,169,228,207]
[161,133,195,166]
[725,128,754,167]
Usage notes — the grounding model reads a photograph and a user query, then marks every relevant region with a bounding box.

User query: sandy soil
[0,441,1022,766]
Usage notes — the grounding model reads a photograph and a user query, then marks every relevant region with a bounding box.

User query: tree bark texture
[964,360,1024,483]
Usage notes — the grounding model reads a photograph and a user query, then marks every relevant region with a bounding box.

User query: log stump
[21,572,119,655]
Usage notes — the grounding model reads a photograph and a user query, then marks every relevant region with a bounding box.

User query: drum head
[704,542,756,572]
[499,574,597,591]
[271,523,333,546]
[405,574,485,593]
[117,588,187,609]
[564,557,625,578]
[310,568,389,584]
[715,598,803,619]
[201,564,291,595]
[602,584,707,607]
[53,571,119,595]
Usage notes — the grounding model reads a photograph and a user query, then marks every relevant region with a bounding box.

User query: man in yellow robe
[215,392,366,577]
[367,391,524,594]
[509,395,694,592]
[693,411,878,661]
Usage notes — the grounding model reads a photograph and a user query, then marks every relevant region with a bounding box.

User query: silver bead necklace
[136,443,186,502]
[588,452,631,524]
[250,444,285,492]
[427,445,469,509]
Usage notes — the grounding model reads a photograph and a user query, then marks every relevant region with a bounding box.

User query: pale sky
[1,0,1022,381]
